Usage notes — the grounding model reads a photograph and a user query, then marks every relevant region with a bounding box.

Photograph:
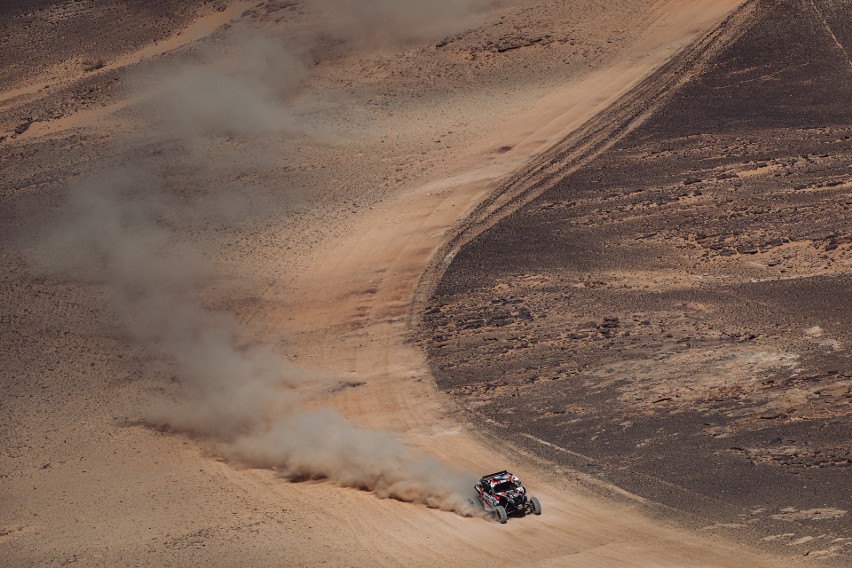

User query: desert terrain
[422,0,852,562]
[0,0,848,566]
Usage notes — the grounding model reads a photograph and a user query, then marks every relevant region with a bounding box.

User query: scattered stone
[435,34,462,48]
[516,307,534,320]
[457,318,484,330]
[492,296,523,305]
[83,58,105,72]
[486,312,513,326]
[14,119,33,135]
[495,36,544,53]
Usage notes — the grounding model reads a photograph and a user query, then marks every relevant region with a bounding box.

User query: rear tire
[529,496,541,515]
[495,505,508,524]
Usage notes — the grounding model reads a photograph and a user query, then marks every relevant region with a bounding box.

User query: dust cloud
[226,409,477,513]
[37,169,305,439]
[139,32,307,140]
[308,0,490,47]
[36,2,479,513]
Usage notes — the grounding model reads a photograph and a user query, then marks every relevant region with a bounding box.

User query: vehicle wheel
[495,505,508,524]
[529,496,541,515]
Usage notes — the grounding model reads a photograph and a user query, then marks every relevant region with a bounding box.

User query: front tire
[495,505,508,524]
[529,496,541,515]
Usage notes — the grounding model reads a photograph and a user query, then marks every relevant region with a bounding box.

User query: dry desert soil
[1,0,849,566]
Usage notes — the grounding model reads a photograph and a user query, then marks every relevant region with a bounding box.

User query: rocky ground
[422,0,852,562]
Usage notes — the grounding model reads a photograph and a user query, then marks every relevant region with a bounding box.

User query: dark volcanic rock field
[422,0,852,561]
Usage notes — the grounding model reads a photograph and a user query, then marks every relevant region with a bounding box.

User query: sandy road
[257,1,800,565]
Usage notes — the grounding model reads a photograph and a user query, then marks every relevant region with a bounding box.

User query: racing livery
[475,470,541,524]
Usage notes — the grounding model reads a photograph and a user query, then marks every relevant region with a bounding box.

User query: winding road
[257,1,797,565]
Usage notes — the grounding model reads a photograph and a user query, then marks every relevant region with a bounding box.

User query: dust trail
[308,0,489,47]
[36,3,484,513]
[38,167,477,513]
[36,168,306,439]
[225,409,477,513]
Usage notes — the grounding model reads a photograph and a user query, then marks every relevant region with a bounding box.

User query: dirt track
[0,1,826,566]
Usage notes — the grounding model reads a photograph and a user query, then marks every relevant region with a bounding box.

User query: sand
[0,0,824,566]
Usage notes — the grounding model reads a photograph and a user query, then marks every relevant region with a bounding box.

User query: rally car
[475,470,541,524]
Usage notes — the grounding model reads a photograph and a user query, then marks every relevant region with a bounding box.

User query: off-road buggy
[475,470,541,524]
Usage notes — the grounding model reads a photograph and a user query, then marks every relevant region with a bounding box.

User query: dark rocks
[486,314,513,327]
[13,119,33,135]
[456,318,484,330]
[492,295,523,305]
[495,36,544,53]
[435,33,463,48]
[82,58,105,72]
[516,307,534,321]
